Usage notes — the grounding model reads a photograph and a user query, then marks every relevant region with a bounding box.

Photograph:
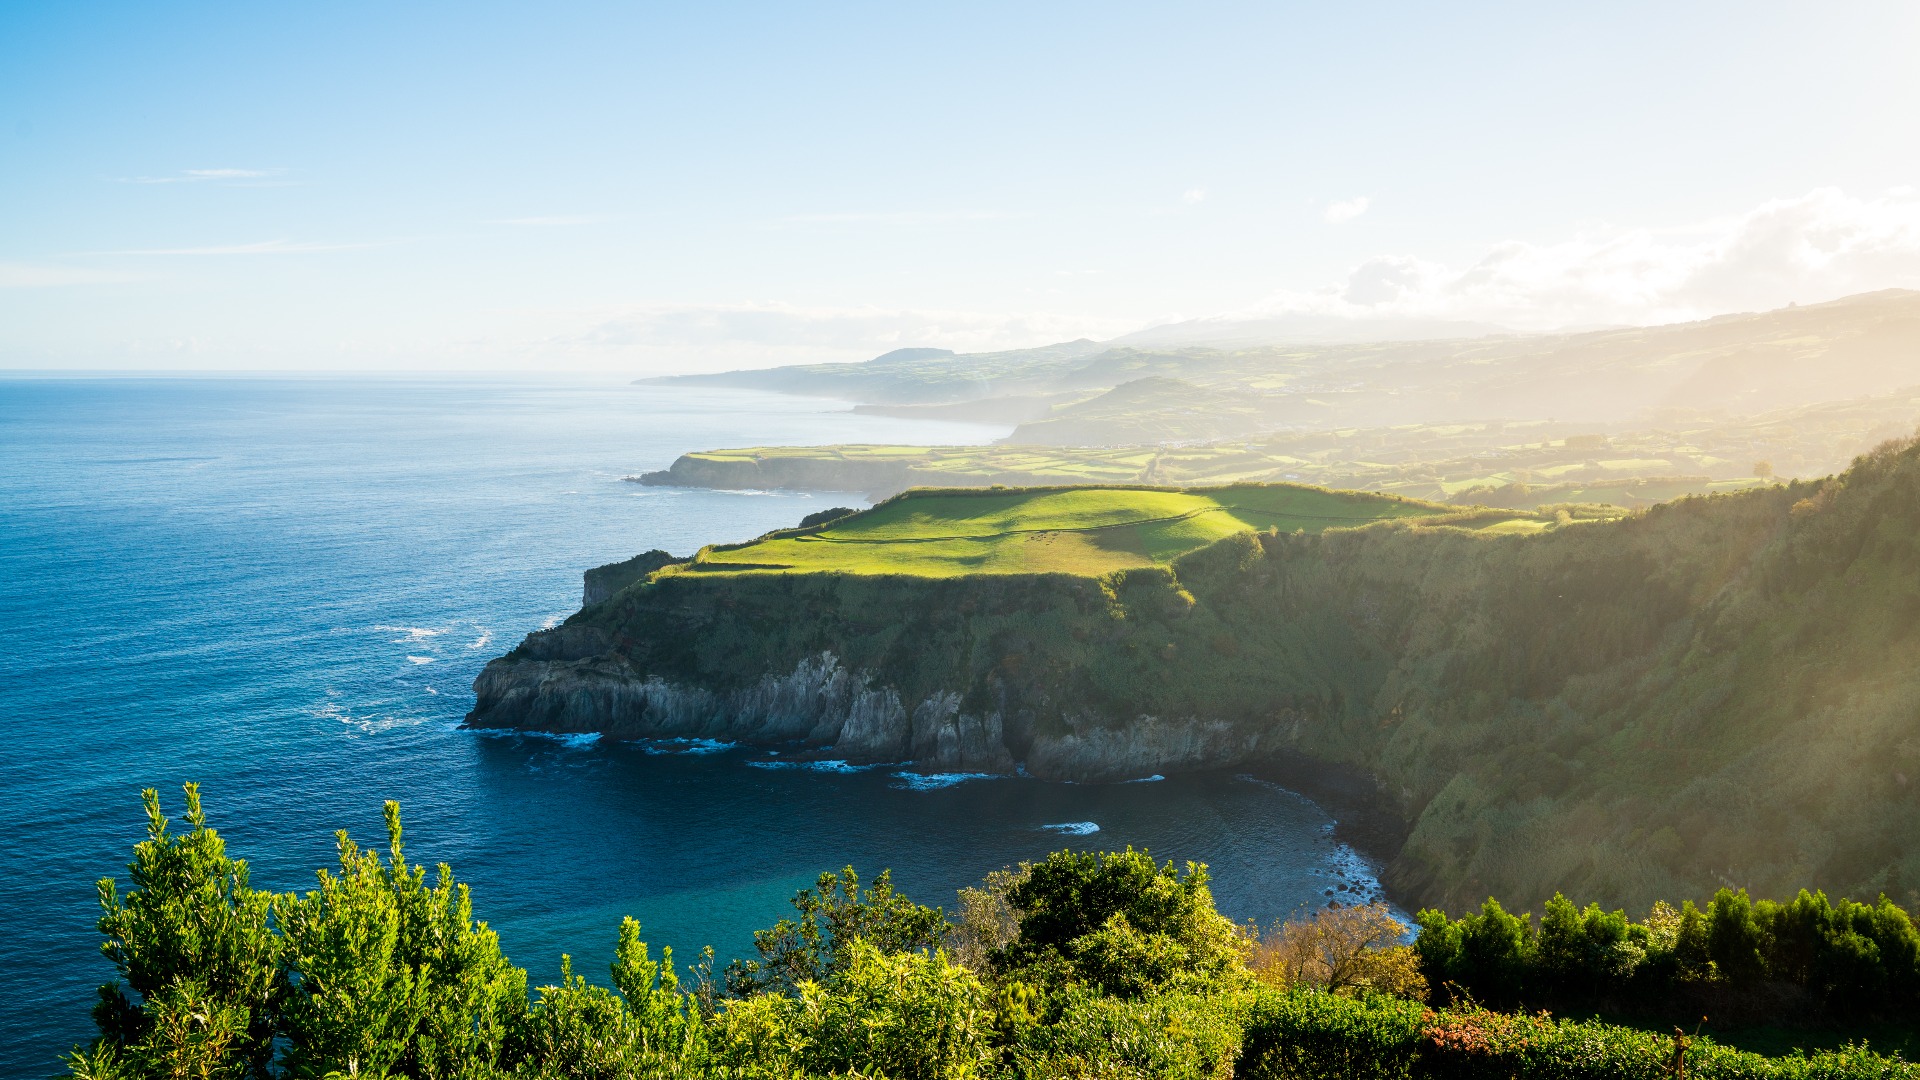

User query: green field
[685,484,1528,577]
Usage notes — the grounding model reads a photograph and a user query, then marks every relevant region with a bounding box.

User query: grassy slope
[640,384,1920,507]
[571,438,1920,915]
[685,484,1522,577]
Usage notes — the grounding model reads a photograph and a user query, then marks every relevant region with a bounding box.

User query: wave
[405,655,436,665]
[1040,821,1100,835]
[746,758,885,773]
[1123,774,1165,783]
[375,625,447,643]
[889,771,996,791]
[643,737,737,755]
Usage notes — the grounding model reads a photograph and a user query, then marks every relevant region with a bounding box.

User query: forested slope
[476,437,1920,914]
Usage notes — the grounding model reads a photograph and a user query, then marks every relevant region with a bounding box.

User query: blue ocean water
[0,377,1386,1074]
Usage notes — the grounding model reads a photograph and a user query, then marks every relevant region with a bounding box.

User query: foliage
[1415,887,1920,1022]
[948,866,1028,976]
[91,784,280,1079]
[273,800,525,1078]
[723,867,948,999]
[542,433,1920,918]
[994,849,1246,997]
[508,920,706,1080]
[709,942,994,1080]
[64,789,1920,1080]
[1008,988,1250,1080]
[1251,903,1426,999]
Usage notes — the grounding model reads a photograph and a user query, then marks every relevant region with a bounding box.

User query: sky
[2,0,1918,373]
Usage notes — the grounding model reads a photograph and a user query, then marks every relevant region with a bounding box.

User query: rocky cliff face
[468,625,1268,781]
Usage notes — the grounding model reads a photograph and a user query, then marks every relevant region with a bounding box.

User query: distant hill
[1108,313,1509,347]
[639,291,1920,441]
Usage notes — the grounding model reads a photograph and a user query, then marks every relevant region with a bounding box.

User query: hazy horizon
[4,1,1919,374]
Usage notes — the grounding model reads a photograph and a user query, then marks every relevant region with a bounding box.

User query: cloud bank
[1258,187,1920,330]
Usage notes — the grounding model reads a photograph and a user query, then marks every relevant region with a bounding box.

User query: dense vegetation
[64,787,1920,1079]
[680,484,1538,577]
[505,433,1920,914]
[1415,890,1920,1023]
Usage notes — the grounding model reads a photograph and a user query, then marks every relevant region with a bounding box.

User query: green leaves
[274,801,525,1079]
[994,849,1245,998]
[710,942,994,1080]
[723,867,948,999]
[93,784,280,1079]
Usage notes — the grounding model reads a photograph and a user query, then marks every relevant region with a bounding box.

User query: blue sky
[3,0,1918,371]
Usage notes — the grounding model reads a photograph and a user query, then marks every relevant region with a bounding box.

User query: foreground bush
[62,787,1920,1080]
[1415,889,1920,1021]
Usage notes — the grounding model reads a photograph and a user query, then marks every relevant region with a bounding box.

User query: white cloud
[538,301,1130,371]
[1181,188,1207,204]
[488,215,607,226]
[776,210,1011,226]
[92,239,387,256]
[116,168,284,184]
[1324,196,1370,224]
[0,263,137,287]
[1249,187,1920,330]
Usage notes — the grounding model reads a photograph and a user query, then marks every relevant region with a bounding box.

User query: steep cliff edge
[473,442,1920,914]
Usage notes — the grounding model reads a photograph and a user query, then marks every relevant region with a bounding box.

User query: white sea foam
[375,625,446,643]
[1123,774,1165,783]
[405,655,436,664]
[747,758,880,773]
[1040,822,1100,835]
[469,629,493,649]
[643,737,737,755]
[890,771,995,791]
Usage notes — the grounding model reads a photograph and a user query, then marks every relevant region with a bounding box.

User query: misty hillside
[644,291,1920,445]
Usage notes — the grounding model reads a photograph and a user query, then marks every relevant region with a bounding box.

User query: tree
[1251,903,1426,999]
[724,867,948,998]
[89,784,280,1080]
[1754,460,1775,480]
[994,849,1245,997]
[949,865,1028,975]
[274,801,526,1079]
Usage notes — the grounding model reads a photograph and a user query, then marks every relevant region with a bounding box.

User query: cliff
[473,439,1920,914]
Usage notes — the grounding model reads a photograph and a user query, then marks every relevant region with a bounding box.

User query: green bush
[993,849,1245,998]
[709,942,993,1079]
[1010,988,1248,1080]
[63,790,1920,1080]
[1415,888,1920,1022]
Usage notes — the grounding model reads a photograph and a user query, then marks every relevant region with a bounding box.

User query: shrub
[1251,903,1427,999]
[725,867,948,999]
[1011,988,1249,1080]
[710,942,994,1079]
[274,801,526,1078]
[90,785,280,1079]
[995,849,1246,997]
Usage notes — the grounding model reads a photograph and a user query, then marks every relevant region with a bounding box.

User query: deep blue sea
[0,376,1386,1074]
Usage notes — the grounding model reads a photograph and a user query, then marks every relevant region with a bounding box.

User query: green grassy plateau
[685,484,1543,576]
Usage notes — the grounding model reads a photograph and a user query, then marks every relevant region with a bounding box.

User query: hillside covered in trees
[476,435,1920,917]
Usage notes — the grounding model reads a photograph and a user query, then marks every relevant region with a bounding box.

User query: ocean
[0,376,1387,1074]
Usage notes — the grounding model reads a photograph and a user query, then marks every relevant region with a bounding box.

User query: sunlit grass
[685,483,1531,577]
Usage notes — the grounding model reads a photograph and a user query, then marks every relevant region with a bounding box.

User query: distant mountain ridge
[640,290,1920,442]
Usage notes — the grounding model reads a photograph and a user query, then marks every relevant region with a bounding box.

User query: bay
[0,376,1385,1074]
